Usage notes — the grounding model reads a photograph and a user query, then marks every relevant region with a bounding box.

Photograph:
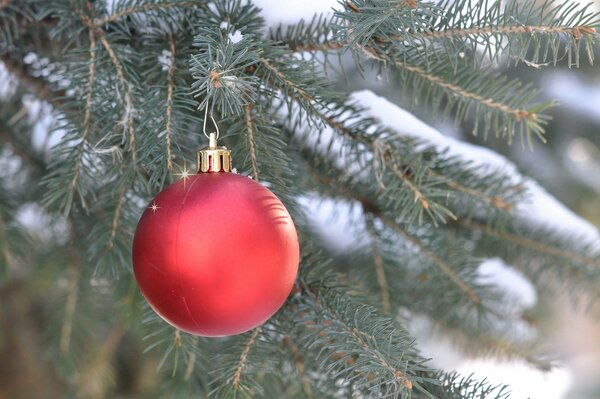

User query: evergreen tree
[1,0,599,397]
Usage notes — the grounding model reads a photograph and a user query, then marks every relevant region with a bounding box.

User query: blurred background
[1,1,599,398]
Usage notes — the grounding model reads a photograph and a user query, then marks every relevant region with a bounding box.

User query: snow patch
[350,90,600,245]
[478,258,537,309]
[457,359,572,399]
[297,194,367,253]
[253,0,339,27]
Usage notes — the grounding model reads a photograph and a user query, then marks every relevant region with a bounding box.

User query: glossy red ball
[132,172,299,337]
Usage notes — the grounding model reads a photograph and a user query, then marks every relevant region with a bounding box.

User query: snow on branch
[351,89,600,245]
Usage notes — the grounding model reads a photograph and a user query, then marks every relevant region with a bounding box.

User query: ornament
[132,126,299,337]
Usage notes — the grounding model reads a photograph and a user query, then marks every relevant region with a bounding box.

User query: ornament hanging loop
[203,103,220,144]
[198,103,232,173]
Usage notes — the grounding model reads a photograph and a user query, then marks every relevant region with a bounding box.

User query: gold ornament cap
[197,133,232,173]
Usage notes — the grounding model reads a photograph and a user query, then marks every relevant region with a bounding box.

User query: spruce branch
[336,0,599,66]
[143,311,204,377]
[259,57,312,103]
[422,24,596,41]
[191,29,260,116]
[420,371,510,399]
[361,45,552,145]
[431,170,514,211]
[305,160,481,307]
[460,219,600,269]
[366,47,534,123]
[377,212,481,306]
[294,265,436,397]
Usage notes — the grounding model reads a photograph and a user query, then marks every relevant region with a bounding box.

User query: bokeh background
[1,1,599,398]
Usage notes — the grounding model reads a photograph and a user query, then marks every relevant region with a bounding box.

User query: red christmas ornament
[132,133,299,337]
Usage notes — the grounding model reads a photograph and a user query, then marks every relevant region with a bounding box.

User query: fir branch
[422,25,596,40]
[301,153,481,307]
[165,34,176,172]
[362,46,538,125]
[364,214,391,313]
[336,0,599,66]
[430,170,514,211]
[294,267,436,397]
[369,203,480,306]
[244,104,259,181]
[421,371,510,399]
[461,219,600,269]
[379,142,432,211]
[305,289,414,390]
[190,29,259,115]
[259,57,312,103]
[310,107,455,224]
[232,327,262,392]
[315,105,516,214]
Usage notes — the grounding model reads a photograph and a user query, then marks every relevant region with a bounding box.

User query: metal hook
[202,103,220,141]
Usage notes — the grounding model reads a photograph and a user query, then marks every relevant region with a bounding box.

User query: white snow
[297,194,367,253]
[457,359,572,399]
[350,90,600,245]
[253,0,338,27]
[228,30,244,44]
[477,258,537,309]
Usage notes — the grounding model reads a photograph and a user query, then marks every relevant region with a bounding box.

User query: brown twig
[232,327,262,391]
[362,46,536,122]
[459,219,600,269]
[259,58,312,102]
[244,104,260,181]
[377,212,481,305]
[305,286,413,390]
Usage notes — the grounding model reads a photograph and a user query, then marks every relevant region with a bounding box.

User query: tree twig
[232,327,262,391]
[244,104,259,181]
